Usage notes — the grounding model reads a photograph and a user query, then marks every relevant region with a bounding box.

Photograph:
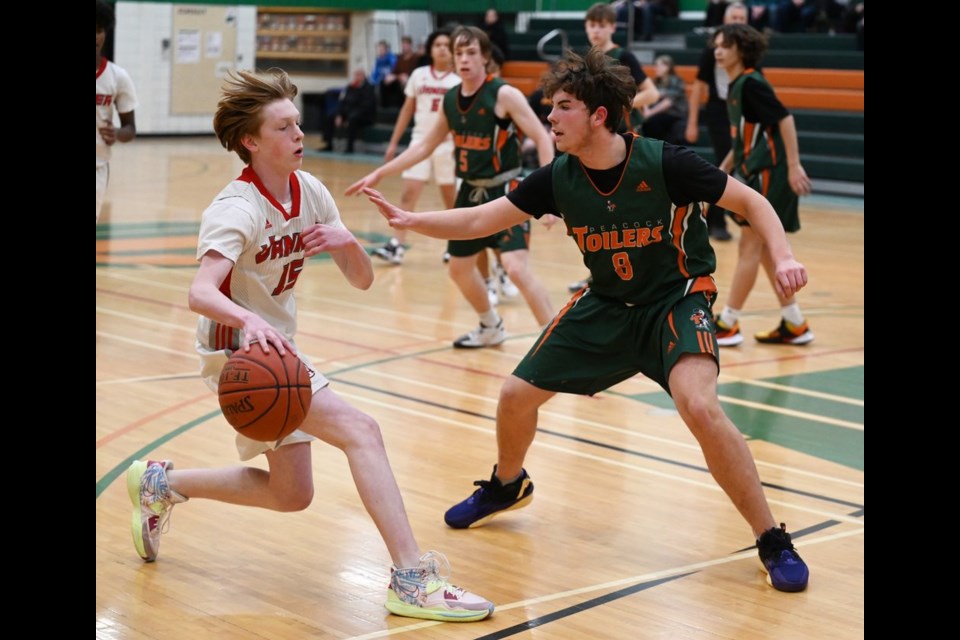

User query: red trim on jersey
[212,268,236,351]
[578,133,637,197]
[96,57,108,79]
[238,166,302,221]
[430,65,454,81]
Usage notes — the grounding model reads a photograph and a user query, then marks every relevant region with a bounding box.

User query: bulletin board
[171,5,237,115]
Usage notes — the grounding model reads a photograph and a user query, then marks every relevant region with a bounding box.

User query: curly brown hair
[713,24,768,70]
[213,69,298,164]
[540,48,636,133]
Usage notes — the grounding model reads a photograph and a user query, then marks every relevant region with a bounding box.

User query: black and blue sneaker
[444,466,534,529]
[757,523,809,592]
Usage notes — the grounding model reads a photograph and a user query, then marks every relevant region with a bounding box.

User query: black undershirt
[507,135,729,218]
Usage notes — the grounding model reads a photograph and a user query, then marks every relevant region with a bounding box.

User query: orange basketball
[217,347,312,442]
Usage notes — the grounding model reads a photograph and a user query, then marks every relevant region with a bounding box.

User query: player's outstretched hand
[345,171,381,196]
[773,258,808,298]
[364,188,412,230]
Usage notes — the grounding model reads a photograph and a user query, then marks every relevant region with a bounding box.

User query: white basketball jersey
[96,58,138,165]
[405,65,461,138]
[195,168,346,354]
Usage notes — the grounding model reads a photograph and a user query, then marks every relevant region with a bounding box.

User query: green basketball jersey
[552,136,716,305]
[442,76,520,180]
[727,69,786,178]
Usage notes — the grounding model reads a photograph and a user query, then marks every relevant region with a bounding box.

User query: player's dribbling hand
[241,317,296,357]
[345,172,380,196]
[363,188,410,229]
[773,259,808,298]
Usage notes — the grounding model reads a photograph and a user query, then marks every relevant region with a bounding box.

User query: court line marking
[342,527,865,639]
[717,372,863,407]
[95,330,197,361]
[337,390,863,524]
[93,329,862,487]
[336,368,864,488]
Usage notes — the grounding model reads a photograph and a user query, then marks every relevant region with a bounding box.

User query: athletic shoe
[713,316,744,347]
[373,238,405,265]
[567,276,592,293]
[494,263,520,299]
[757,523,809,592]
[486,278,499,307]
[453,320,505,349]
[127,460,186,562]
[386,551,494,622]
[442,251,451,264]
[444,466,534,529]
[755,319,815,345]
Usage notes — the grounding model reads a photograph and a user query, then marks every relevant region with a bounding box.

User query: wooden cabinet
[256,8,350,75]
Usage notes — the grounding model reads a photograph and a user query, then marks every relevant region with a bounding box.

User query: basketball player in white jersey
[373,29,461,265]
[96,0,137,222]
[125,68,493,623]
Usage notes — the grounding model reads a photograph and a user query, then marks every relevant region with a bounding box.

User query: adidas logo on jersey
[636,180,652,192]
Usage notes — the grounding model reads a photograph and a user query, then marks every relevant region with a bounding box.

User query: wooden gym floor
[96,137,864,639]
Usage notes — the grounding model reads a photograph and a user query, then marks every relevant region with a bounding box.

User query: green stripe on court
[716,382,863,424]
[764,365,864,400]
[623,366,864,471]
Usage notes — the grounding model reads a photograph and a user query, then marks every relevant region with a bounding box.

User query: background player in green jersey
[348,27,556,348]
[713,24,815,346]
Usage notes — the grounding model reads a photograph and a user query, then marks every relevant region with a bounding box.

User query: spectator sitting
[321,69,376,154]
[611,0,679,41]
[642,54,688,144]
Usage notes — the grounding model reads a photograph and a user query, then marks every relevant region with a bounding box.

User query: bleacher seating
[356,18,863,193]
[499,61,863,188]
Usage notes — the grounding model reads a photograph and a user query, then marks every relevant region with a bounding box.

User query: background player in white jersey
[125,68,493,623]
[96,0,137,222]
[373,29,460,266]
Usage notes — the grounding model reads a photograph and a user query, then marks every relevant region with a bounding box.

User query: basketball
[217,347,312,442]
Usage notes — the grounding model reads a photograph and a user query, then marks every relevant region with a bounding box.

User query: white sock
[719,306,741,326]
[480,310,500,327]
[781,303,804,326]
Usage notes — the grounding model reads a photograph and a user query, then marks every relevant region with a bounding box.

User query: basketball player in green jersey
[363,48,810,594]
[347,26,556,348]
[567,2,662,292]
[713,24,814,346]
[585,2,659,133]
